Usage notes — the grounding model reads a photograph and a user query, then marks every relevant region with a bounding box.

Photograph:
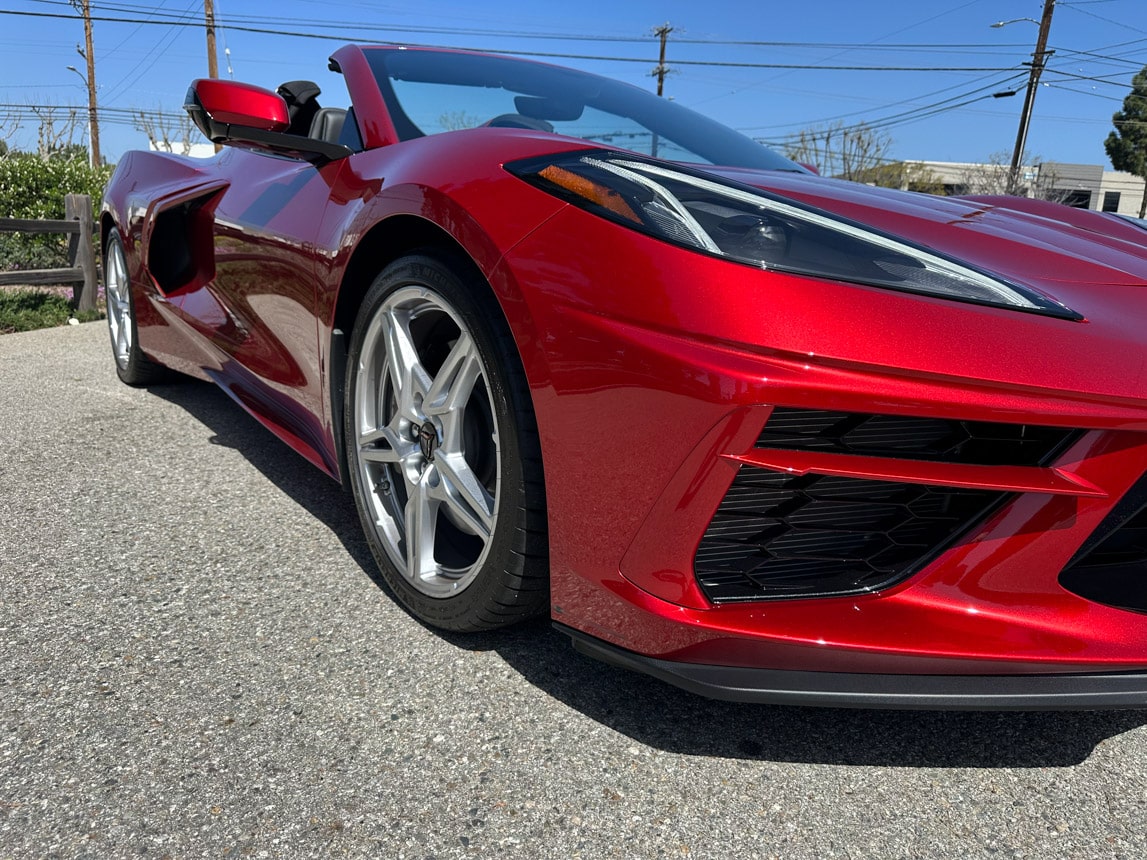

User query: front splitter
[558,623,1147,711]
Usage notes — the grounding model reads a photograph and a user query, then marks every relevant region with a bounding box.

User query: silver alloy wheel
[353,285,500,598]
[105,236,133,370]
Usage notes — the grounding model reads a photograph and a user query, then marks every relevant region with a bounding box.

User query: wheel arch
[326,213,548,495]
[99,211,116,253]
[332,214,487,337]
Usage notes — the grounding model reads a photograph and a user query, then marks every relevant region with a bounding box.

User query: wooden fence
[0,194,98,312]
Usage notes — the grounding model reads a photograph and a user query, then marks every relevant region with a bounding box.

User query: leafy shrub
[0,154,112,272]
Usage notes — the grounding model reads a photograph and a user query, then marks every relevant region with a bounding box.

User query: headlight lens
[508,152,1081,320]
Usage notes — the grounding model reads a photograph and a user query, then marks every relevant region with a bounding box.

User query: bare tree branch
[134,109,200,156]
[29,105,81,160]
[436,111,482,132]
[958,151,1068,202]
[782,122,893,182]
[0,107,21,157]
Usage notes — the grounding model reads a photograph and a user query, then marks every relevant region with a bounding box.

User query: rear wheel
[344,254,548,631]
[105,229,167,386]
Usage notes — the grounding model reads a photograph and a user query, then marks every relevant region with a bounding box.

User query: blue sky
[2,0,1146,168]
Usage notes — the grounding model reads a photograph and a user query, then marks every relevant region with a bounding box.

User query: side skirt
[329,327,351,492]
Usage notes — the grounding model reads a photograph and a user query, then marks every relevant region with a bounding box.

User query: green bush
[0,154,113,272]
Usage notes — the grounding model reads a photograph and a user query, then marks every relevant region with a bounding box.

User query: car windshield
[364,48,804,172]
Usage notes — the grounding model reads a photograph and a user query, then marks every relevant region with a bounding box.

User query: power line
[1044,67,1139,86]
[745,71,1027,131]
[1052,45,1147,67]
[8,0,1141,163]
[1044,83,1124,100]
[0,9,1023,72]
[100,0,199,105]
[0,102,188,131]
[20,0,1038,51]
[758,74,1030,141]
[1060,2,1147,35]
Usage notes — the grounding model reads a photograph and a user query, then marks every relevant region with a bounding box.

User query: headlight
[507,151,1081,320]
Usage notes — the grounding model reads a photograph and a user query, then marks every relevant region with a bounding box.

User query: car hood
[706,167,1147,290]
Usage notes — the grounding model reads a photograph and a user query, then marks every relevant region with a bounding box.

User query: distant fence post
[65,193,97,313]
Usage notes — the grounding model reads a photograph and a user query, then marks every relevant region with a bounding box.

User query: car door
[172,147,346,471]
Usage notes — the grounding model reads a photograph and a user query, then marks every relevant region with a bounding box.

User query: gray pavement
[2,321,1146,859]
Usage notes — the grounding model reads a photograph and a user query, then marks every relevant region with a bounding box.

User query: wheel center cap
[418,422,439,461]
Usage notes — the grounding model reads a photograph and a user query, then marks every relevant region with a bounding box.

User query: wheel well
[99,212,116,253]
[333,215,489,336]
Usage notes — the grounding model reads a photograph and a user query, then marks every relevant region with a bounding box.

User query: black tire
[343,253,548,631]
[104,229,168,386]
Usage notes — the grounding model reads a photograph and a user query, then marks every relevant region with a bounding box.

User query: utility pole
[205,0,219,79]
[205,0,221,152]
[652,23,673,97]
[1008,0,1056,194]
[70,0,100,167]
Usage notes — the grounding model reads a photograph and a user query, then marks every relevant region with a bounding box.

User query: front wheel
[344,254,548,631]
[104,229,167,386]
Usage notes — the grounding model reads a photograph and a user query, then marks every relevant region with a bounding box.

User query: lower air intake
[695,468,1008,603]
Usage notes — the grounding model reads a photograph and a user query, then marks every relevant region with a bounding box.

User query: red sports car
[101,44,1147,709]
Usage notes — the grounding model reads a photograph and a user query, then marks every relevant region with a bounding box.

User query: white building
[901,160,1145,217]
[147,141,217,159]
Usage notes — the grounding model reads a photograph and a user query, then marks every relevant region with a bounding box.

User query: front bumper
[501,203,1147,700]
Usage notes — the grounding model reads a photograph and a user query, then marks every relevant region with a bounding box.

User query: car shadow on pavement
[150,379,1147,770]
[469,622,1147,768]
[148,377,377,571]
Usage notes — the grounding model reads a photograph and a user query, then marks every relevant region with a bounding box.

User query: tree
[1105,65,1147,218]
[436,110,482,132]
[958,151,1067,202]
[0,108,19,157]
[851,161,945,194]
[30,105,83,161]
[134,109,200,155]
[781,122,893,182]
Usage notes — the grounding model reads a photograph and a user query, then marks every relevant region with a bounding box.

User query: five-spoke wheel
[345,254,547,630]
[104,229,167,386]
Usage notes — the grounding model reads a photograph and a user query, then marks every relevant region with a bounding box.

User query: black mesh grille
[757,408,1078,467]
[696,409,1083,603]
[695,469,1008,602]
[1060,473,1147,614]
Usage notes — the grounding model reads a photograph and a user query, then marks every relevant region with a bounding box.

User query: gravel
[2,321,1146,859]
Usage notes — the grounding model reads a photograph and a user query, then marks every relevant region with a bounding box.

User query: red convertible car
[101,44,1147,708]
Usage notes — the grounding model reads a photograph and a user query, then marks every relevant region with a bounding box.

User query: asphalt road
[2,321,1147,859]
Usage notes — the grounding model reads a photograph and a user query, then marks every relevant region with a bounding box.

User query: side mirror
[184,78,351,164]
